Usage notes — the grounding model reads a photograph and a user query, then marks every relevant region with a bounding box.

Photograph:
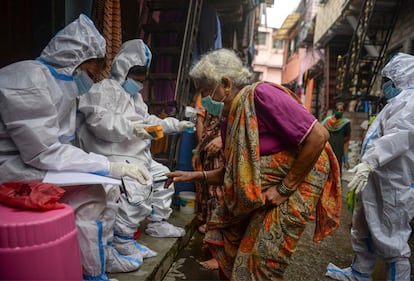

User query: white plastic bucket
[178,191,196,215]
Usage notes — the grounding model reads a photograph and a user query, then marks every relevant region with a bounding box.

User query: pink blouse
[222,83,317,155]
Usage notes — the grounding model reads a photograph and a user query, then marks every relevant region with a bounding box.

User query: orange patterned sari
[204,82,341,280]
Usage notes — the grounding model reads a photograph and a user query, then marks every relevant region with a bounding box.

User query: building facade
[252,25,284,84]
[313,0,414,166]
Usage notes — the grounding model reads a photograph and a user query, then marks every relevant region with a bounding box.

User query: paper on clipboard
[43,171,121,186]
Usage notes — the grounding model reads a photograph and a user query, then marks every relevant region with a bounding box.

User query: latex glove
[178,121,195,132]
[109,162,151,184]
[133,124,153,140]
[347,162,373,194]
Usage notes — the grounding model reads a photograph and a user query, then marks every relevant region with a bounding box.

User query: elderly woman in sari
[165,48,342,281]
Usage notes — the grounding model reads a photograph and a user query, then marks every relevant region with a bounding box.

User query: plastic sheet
[0,182,65,211]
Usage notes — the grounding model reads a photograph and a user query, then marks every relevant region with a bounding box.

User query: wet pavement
[162,230,221,281]
[162,171,414,281]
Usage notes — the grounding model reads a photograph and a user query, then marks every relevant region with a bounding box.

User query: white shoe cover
[106,247,143,273]
[325,263,372,281]
[145,221,186,238]
[113,235,158,258]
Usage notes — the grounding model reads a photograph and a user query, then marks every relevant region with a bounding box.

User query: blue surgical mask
[201,90,225,118]
[122,78,143,96]
[382,80,401,100]
[73,70,94,96]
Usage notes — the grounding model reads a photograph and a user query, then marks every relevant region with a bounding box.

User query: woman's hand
[164,170,200,188]
[192,153,201,171]
[263,186,289,206]
[204,136,222,154]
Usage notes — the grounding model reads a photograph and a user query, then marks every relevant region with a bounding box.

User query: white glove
[133,124,153,140]
[178,121,195,132]
[109,162,151,184]
[347,162,373,194]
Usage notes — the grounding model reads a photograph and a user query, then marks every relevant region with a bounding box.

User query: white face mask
[122,78,144,96]
[73,70,94,96]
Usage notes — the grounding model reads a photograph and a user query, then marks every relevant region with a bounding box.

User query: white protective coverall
[0,14,141,280]
[326,53,414,281]
[77,39,188,259]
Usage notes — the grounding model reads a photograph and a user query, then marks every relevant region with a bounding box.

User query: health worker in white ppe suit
[0,14,150,281]
[77,39,194,262]
[326,52,414,281]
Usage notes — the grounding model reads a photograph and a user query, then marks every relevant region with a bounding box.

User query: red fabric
[133,226,141,240]
[0,182,66,211]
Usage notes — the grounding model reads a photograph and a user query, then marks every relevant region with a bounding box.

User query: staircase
[337,0,402,100]
[107,210,197,281]
[140,0,203,170]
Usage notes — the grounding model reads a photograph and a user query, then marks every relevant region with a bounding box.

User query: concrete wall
[282,51,300,84]
[314,0,347,46]
[254,65,283,83]
[253,26,284,84]
[388,1,414,53]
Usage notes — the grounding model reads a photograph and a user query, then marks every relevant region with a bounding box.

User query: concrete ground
[162,231,221,281]
[107,208,197,281]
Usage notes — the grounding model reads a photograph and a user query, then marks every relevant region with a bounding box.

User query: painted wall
[282,51,300,84]
[314,0,348,46]
[252,26,284,84]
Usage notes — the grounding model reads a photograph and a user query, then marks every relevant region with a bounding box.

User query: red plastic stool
[0,203,82,280]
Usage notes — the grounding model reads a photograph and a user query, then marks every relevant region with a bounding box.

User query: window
[287,35,298,58]
[272,39,284,50]
[258,32,267,46]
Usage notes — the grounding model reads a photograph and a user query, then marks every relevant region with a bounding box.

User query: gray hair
[189,48,254,87]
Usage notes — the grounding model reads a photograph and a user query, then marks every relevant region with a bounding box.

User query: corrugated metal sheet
[273,12,300,40]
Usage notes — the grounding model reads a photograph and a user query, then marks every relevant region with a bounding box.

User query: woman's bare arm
[164,166,225,188]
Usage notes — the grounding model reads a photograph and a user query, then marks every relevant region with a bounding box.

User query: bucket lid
[0,203,76,248]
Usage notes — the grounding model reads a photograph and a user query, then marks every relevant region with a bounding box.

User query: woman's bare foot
[198,224,207,234]
[199,258,219,270]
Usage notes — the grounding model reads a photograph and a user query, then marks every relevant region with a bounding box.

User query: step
[108,209,197,281]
